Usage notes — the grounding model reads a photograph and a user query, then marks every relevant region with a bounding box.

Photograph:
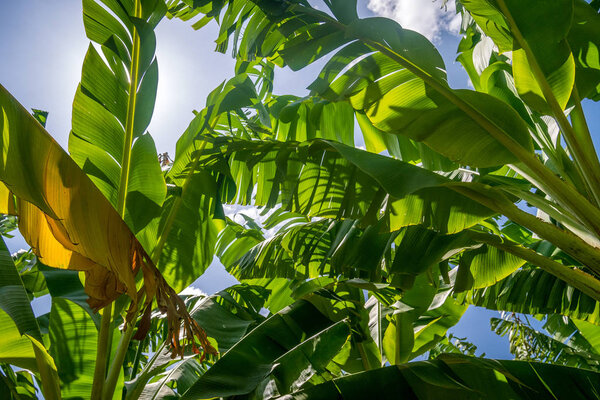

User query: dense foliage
[2,0,600,398]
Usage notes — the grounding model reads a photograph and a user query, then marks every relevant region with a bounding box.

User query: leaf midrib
[116,2,142,218]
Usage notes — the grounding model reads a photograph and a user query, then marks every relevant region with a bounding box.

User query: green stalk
[117,4,142,216]
[355,340,373,371]
[95,0,143,396]
[103,320,137,400]
[91,304,112,400]
[570,86,600,195]
[470,231,600,302]
[377,301,382,367]
[500,186,600,248]
[495,0,600,207]
[508,163,594,233]
[394,313,402,365]
[450,184,600,276]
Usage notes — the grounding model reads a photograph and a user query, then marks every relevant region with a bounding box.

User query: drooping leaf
[0,84,213,357]
[410,294,468,359]
[0,237,44,373]
[456,243,527,291]
[27,335,61,400]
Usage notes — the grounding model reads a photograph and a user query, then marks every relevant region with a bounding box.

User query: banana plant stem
[94,0,142,396]
[91,303,112,400]
[102,320,137,400]
[377,301,383,367]
[501,186,600,248]
[129,336,147,381]
[355,339,373,371]
[116,0,142,216]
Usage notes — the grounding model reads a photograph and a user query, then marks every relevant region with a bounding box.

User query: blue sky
[4,0,574,359]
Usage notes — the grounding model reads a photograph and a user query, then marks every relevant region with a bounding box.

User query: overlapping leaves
[190,135,494,234]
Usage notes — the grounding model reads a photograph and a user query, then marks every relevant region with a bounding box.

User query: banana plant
[167,0,600,301]
[4,0,600,398]
[156,0,600,396]
[0,0,220,397]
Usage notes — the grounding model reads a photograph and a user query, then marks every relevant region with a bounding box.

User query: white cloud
[180,286,208,297]
[366,0,462,42]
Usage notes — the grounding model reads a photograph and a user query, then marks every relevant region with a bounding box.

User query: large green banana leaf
[461,0,582,110]
[274,354,600,400]
[48,298,121,399]
[180,299,350,399]
[309,20,533,168]
[70,0,224,293]
[71,0,166,232]
[138,169,223,292]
